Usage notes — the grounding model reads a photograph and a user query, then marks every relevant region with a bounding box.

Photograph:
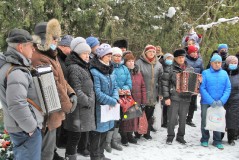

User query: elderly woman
[90,43,119,160]
[136,44,163,140]
[64,37,96,160]
[224,55,239,146]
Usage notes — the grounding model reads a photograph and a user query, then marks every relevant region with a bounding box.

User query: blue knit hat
[58,35,73,47]
[217,44,228,52]
[210,53,222,62]
[86,36,100,48]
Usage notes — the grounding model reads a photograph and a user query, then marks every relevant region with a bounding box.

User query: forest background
[0,0,239,65]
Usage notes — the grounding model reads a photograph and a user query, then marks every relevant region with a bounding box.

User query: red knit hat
[144,44,156,53]
[187,45,198,54]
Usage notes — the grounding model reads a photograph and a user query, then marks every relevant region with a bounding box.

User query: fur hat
[173,49,186,57]
[58,35,73,47]
[187,45,198,54]
[86,36,100,48]
[113,39,128,49]
[6,28,33,43]
[210,53,222,62]
[124,53,135,63]
[112,47,123,56]
[218,44,228,52]
[96,43,112,58]
[163,53,174,60]
[33,18,61,51]
[70,37,91,55]
[226,55,238,65]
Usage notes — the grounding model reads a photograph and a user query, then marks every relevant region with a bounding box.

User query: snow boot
[104,131,113,153]
[65,154,77,160]
[111,128,123,151]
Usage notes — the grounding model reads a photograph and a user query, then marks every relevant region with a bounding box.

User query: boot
[104,131,113,153]
[111,128,123,151]
[65,154,77,160]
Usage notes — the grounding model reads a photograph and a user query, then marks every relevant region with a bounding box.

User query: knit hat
[124,53,135,63]
[96,43,112,58]
[173,49,186,57]
[112,47,123,56]
[144,45,156,53]
[218,44,228,52]
[6,28,33,43]
[225,55,238,65]
[58,35,73,47]
[187,45,198,54]
[113,39,128,49]
[70,37,91,55]
[86,36,100,48]
[33,19,61,51]
[163,53,174,60]
[210,53,222,62]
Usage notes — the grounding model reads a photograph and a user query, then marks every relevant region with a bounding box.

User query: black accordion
[32,65,61,114]
[176,71,201,94]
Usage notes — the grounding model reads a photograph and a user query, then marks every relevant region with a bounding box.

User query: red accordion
[176,71,201,94]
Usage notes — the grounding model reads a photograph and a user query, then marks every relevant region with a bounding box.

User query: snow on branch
[195,17,239,30]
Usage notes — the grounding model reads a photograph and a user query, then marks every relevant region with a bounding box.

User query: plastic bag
[205,106,226,132]
[138,111,148,134]
[152,100,162,131]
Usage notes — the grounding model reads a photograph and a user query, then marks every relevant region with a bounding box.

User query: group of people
[0,18,238,160]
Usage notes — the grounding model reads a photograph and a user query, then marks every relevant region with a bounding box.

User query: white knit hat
[70,37,91,55]
[112,47,123,56]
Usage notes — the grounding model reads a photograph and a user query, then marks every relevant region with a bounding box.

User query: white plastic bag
[205,106,226,132]
[152,100,162,131]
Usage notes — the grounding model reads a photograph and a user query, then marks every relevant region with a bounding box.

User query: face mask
[229,64,237,70]
[50,44,57,51]
[220,51,227,60]
[165,59,173,65]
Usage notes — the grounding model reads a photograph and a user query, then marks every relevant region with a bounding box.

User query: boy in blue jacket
[200,53,231,150]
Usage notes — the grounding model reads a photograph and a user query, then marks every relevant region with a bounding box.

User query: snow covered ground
[58,107,239,160]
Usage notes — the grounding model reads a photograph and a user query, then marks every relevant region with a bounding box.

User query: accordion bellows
[176,71,201,94]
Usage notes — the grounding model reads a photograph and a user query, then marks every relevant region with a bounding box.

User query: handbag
[122,102,142,121]
[119,95,135,113]
[138,111,148,134]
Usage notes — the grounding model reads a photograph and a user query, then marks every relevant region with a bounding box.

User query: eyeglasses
[113,55,122,58]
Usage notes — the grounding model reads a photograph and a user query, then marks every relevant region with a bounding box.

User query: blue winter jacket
[200,67,231,105]
[186,55,204,74]
[90,58,119,132]
[112,61,132,90]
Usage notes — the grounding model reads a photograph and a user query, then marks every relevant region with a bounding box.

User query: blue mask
[50,44,57,51]
[165,59,173,65]
[229,64,237,70]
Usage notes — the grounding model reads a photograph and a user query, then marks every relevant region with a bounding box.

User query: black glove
[69,94,77,113]
[140,104,146,111]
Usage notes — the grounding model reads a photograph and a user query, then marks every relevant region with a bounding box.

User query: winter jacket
[57,47,68,79]
[90,57,119,132]
[136,54,163,106]
[162,61,192,102]
[200,67,231,105]
[186,55,204,74]
[224,68,239,129]
[64,53,96,132]
[182,31,202,48]
[120,65,146,132]
[112,61,132,90]
[31,48,75,130]
[0,47,43,133]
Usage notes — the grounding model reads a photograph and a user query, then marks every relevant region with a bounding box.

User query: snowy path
[58,107,239,160]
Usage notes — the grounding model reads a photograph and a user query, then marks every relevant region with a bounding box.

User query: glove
[216,100,223,107]
[140,104,146,111]
[69,94,77,113]
[185,36,189,42]
[197,34,202,38]
[211,101,217,108]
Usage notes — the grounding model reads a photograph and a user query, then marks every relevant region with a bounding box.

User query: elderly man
[0,28,43,160]
[200,53,231,150]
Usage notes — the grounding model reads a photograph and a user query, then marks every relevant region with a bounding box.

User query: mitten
[197,34,202,38]
[69,94,77,113]
[211,101,217,108]
[185,36,189,42]
[216,100,223,107]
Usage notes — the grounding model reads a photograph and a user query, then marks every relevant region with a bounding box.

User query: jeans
[9,128,42,160]
[201,104,222,145]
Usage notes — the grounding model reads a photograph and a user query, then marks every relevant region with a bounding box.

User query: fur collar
[90,57,114,75]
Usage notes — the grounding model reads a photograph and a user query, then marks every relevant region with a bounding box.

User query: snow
[114,16,119,21]
[57,102,239,160]
[166,7,176,18]
[196,17,239,30]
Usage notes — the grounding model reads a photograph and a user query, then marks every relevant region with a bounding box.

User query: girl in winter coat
[90,43,119,160]
[136,44,163,140]
[224,56,239,146]
[123,53,147,140]
[64,37,96,160]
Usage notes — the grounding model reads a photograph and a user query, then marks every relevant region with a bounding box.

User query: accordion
[176,71,201,94]
[32,65,61,114]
